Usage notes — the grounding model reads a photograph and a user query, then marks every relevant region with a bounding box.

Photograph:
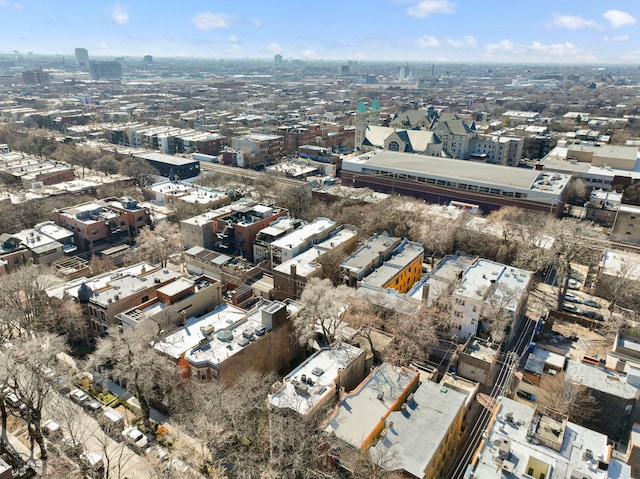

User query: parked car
[562,303,581,314]
[61,434,83,455]
[79,451,105,479]
[145,444,169,462]
[84,400,102,415]
[516,390,535,401]
[564,293,581,303]
[122,426,148,450]
[69,389,89,405]
[582,298,601,309]
[582,310,605,321]
[567,278,581,289]
[42,419,62,439]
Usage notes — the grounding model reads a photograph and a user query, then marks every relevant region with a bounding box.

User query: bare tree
[87,322,177,430]
[119,158,159,190]
[134,223,183,268]
[0,334,65,460]
[0,265,64,338]
[537,372,599,426]
[293,277,354,348]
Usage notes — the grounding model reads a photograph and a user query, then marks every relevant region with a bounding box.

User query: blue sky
[2,0,640,63]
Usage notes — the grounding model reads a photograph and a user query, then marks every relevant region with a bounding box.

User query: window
[92,229,99,235]
[388,140,401,152]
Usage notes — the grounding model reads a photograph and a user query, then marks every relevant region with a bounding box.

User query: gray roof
[370,380,467,478]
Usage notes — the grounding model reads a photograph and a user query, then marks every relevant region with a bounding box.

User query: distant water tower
[143,55,153,65]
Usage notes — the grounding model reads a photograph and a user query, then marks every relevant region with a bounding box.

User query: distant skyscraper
[274,54,283,64]
[22,67,50,85]
[143,55,153,65]
[89,60,122,81]
[75,48,90,70]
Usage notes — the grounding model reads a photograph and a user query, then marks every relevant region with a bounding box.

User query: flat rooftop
[343,150,571,195]
[90,268,182,308]
[565,360,638,400]
[274,227,357,278]
[369,380,467,478]
[471,397,631,479]
[324,363,418,449]
[457,259,532,310]
[155,302,248,360]
[271,217,335,251]
[135,151,199,166]
[268,342,364,416]
[341,233,400,275]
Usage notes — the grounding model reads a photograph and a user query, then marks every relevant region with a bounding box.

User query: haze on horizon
[2,0,640,64]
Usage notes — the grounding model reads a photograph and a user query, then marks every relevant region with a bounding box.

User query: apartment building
[253,217,304,265]
[232,133,284,166]
[267,342,367,418]
[340,232,402,287]
[469,398,631,479]
[270,217,336,266]
[360,239,424,294]
[368,379,468,479]
[116,275,221,331]
[155,300,295,384]
[53,197,151,253]
[273,226,358,300]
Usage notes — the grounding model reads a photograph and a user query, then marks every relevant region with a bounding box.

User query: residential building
[22,67,50,85]
[322,363,419,461]
[341,150,570,215]
[47,263,182,339]
[270,217,336,266]
[626,424,640,479]
[273,226,358,300]
[89,60,122,81]
[360,239,424,294]
[253,217,304,265]
[156,300,295,384]
[368,379,468,479]
[456,336,500,386]
[183,246,263,287]
[53,197,151,253]
[143,180,230,211]
[340,232,402,287]
[0,233,31,276]
[612,204,640,245]
[410,256,532,340]
[116,275,222,331]
[468,398,631,479]
[232,133,283,167]
[268,342,367,418]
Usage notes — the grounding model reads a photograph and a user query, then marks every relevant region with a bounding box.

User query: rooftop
[135,151,199,166]
[343,150,571,197]
[154,302,248,360]
[271,217,335,251]
[369,380,467,478]
[268,342,365,416]
[470,397,630,479]
[323,363,418,449]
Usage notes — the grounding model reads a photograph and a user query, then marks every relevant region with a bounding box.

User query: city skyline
[2,0,640,63]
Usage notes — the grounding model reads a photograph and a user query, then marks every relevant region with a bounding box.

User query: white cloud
[407,0,455,18]
[228,35,238,43]
[447,35,477,48]
[603,9,636,28]
[111,2,129,26]
[604,35,629,42]
[251,18,262,27]
[191,12,234,31]
[0,0,22,10]
[485,39,595,61]
[415,35,440,48]
[552,14,597,30]
[266,42,282,54]
[96,40,109,50]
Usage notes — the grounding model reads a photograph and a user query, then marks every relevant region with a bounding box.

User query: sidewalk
[1,427,43,476]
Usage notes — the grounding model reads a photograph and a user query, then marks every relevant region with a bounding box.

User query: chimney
[181,310,187,326]
[422,283,430,303]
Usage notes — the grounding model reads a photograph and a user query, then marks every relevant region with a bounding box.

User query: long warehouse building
[340,150,572,215]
